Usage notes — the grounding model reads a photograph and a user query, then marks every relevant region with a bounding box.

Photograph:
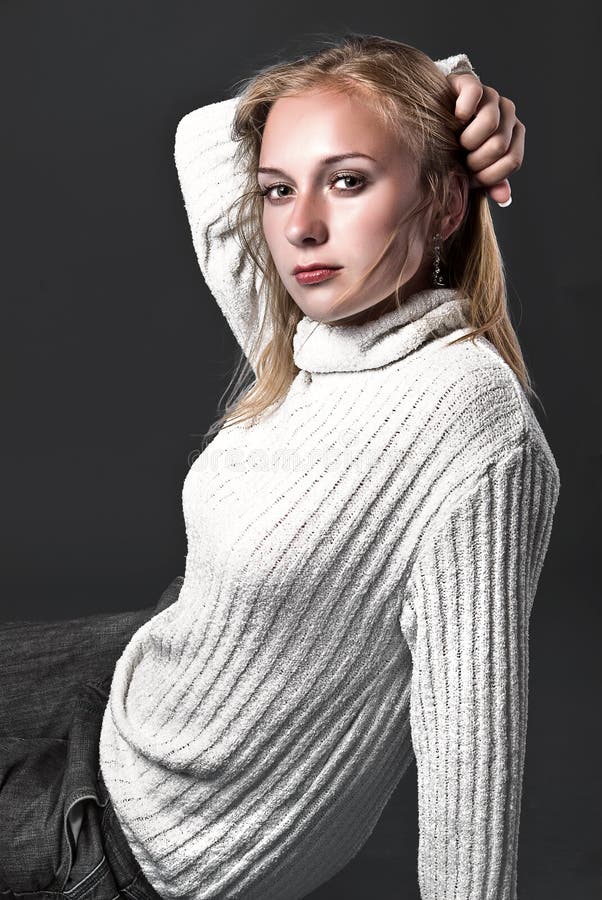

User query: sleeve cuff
[435,52,479,80]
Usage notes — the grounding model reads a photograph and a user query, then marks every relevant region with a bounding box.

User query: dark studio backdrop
[1,1,599,897]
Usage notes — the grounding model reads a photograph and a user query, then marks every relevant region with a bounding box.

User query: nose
[284,192,329,247]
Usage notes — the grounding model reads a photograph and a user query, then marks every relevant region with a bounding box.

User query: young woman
[0,36,557,900]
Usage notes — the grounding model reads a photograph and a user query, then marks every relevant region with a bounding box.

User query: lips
[294,267,342,285]
[292,263,342,275]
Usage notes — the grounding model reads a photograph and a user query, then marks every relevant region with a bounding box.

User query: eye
[332,173,365,192]
[259,171,367,203]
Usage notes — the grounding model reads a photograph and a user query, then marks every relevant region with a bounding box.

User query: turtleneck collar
[292,287,471,374]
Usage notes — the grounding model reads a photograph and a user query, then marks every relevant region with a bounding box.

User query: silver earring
[432,233,446,287]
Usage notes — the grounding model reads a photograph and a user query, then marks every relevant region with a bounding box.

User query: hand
[447,73,525,206]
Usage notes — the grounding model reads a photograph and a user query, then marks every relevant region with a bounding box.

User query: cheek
[261,206,271,237]
[346,184,412,239]
[338,204,397,253]
[261,213,280,255]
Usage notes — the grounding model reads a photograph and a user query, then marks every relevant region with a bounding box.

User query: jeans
[0,574,185,898]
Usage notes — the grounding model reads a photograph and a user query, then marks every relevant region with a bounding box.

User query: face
[257,88,435,327]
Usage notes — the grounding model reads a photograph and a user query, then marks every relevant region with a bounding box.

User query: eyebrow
[257,152,377,177]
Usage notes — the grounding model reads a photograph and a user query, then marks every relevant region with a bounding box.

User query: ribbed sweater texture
[98,52,560,900]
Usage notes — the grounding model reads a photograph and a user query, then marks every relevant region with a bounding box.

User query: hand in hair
[447,73,523,207]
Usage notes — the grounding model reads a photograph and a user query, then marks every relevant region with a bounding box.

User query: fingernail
[498,194,512,208]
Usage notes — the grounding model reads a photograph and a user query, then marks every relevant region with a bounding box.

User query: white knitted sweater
[98,53,560,900]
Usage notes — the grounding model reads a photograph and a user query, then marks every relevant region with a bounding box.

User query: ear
[440,170,469,241]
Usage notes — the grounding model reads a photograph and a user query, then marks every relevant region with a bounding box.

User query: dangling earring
[432,232,446,287]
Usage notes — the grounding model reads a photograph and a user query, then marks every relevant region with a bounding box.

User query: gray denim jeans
[0,574,184,898]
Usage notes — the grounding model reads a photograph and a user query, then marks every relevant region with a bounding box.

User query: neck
[322,271,434,328]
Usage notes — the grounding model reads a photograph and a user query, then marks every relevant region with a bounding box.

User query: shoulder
[395,330,561,507]
[396,333,560,599]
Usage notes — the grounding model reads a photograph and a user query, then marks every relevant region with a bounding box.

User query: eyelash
[259,171,367,203]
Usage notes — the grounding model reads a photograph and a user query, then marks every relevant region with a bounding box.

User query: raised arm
[398,439,560,899]
[173,54,477,376]
[174,95,263,371]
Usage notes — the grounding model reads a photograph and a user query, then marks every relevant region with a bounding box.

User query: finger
[488,180,512,205]
[456,84,501,151]
[447,72,484,122]
[467,119,526,187]
[464,96,520,172]
[467,177,512,206]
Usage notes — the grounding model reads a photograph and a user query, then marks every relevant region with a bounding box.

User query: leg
[0,575,183,894]
[0,575,184,740]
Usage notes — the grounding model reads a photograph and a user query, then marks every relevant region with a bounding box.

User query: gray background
[1,1,599,896]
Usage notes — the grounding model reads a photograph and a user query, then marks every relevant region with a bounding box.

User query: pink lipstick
[294,268,342,285]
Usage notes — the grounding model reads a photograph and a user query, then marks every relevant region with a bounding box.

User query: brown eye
[261,184,292,201]
[333,173,365,191]
[260,172,367,203]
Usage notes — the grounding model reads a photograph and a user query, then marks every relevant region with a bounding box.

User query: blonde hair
[200,32,540,447]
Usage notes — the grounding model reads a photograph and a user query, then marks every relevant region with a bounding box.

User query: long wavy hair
[199,33,539,448]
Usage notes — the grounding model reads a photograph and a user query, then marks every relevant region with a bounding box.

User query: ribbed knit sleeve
[398,438,560,900]
[174,94,267,371]
[434,52,479,78]
[173,54,477,375]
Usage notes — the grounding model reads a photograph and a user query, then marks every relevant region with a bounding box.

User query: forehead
[259,89,397,163]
